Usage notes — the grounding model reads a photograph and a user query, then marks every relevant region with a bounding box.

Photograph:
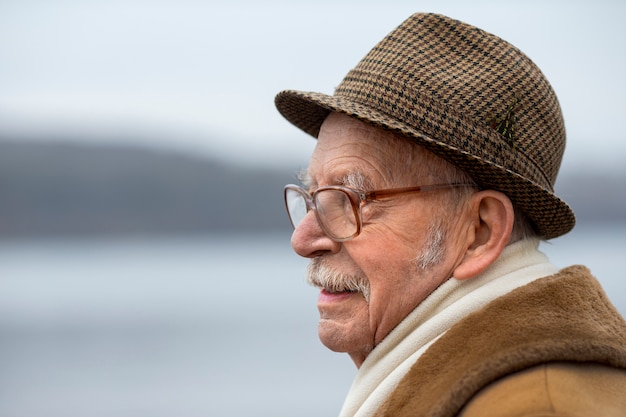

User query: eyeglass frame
[283,182,475,242]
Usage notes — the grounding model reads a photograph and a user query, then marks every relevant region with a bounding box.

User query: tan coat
[374,266,626,417]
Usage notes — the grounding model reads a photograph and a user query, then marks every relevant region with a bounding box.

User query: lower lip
[318,289,356,303]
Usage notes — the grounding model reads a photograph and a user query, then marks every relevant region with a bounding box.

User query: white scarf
[338,238,558,417]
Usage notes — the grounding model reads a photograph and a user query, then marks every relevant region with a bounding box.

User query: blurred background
[0,1,624,416]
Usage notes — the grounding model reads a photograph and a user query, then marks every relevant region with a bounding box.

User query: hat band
[335,68,553,191]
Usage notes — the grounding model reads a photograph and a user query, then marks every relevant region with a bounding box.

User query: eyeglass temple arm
[364,183,474,200]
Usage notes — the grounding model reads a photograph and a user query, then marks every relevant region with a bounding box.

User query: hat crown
[335,13,565,190]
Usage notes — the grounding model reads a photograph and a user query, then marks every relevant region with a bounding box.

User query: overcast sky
[1,0,625,172]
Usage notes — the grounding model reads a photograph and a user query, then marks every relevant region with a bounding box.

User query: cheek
[367,258,421,305]
[357,232,444,327]
[356,230,424,276]
[362,205,434,252]
[360,246,421,309]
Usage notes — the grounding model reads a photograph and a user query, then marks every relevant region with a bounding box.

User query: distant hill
[0,140,623,238]
[0,141,296,237]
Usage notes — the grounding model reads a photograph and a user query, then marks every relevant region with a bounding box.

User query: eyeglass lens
[285,188,308,229]
[285,187,358,240]
[315,189,357,239]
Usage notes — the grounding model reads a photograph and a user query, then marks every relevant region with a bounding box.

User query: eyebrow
[296,169,313,187]
[296,168,373,191]
[341,171,370,190]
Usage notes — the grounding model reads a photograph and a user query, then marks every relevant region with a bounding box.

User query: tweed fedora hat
[275,12,575,239]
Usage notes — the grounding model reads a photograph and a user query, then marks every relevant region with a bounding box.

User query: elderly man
[275,13,626,417]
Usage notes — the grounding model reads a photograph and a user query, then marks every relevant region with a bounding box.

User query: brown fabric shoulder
[374,266,626,417]
[460,362,626,417]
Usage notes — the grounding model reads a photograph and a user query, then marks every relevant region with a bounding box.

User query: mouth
[318,288,359,302]
[320,287,359,295]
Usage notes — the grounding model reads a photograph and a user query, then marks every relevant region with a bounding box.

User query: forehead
[308,113,418,186]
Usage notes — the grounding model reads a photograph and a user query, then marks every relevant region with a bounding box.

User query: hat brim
[275,89,576,240]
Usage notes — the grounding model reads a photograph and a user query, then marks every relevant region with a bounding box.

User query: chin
[318,318,371,354]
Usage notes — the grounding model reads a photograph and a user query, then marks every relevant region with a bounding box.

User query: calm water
[0,225,624,417]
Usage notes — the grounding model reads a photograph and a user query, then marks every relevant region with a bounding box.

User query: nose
[291,210,341,258]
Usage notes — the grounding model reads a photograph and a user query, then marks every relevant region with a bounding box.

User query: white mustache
[306,259,370,302]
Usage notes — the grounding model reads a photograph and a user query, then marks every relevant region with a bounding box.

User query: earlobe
[453,190,514,280]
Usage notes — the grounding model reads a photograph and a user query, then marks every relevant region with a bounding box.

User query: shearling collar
[374,266,626,417]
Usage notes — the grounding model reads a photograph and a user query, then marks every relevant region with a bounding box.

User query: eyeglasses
[284,183,473,242]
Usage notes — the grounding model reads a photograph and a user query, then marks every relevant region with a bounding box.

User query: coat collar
[374,266,626,417]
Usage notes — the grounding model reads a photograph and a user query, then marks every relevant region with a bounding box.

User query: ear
[453,190,514,280]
